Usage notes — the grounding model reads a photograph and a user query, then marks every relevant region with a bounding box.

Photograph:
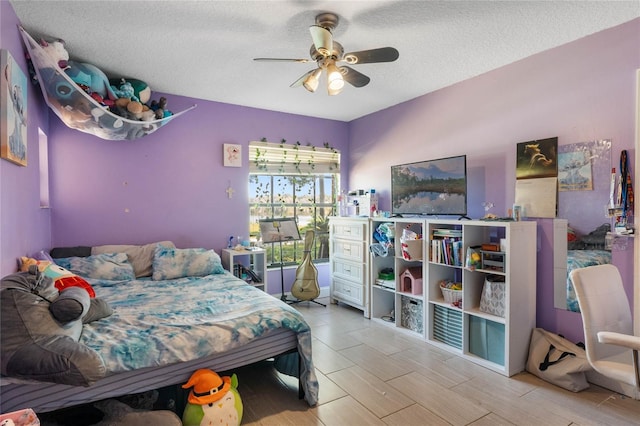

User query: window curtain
[249,141,340,175]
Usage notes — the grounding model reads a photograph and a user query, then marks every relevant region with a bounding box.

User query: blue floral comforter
[81,272,318,405]
[566,249,611,312]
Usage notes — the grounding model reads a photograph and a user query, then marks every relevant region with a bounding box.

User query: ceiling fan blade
[309,25,332,56]
[342,47,399,64]
[254,57,311,63]
[290,69,318,88]
[340,66,370,88]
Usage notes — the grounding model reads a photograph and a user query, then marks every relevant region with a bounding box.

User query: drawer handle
[343,268,351,273]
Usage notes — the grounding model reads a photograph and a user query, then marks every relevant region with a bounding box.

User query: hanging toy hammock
[19,26,196,141]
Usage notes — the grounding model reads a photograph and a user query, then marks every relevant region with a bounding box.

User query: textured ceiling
[9,1,640,122]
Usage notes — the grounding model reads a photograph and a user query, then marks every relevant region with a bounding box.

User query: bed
[565,224,611,312]
[565,249,612,312]
[0,243,318,414]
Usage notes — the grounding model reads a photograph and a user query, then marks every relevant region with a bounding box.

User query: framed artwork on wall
[558,145,593,191]
[516,137,558,179]
[1,49,28,167]
[223,143,242,167]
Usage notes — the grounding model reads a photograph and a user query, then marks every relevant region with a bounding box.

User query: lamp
[326,62,344,96]
[258,218,302,303]
[303,68,322,93]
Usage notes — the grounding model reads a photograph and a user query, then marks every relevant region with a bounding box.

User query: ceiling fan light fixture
[303,68,322,92]
[326,62,344,92]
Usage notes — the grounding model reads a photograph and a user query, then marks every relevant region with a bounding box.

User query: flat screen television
[391,155,468,217]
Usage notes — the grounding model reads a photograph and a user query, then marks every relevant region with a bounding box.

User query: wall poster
[1,49,28,166]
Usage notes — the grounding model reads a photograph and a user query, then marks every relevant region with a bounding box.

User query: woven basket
[440,284,462,304]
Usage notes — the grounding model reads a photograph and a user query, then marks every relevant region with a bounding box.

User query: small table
[221,248,267,291]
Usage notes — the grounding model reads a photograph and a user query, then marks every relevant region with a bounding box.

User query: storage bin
[469,316,505,365]
[439,281,462,307]
[433,305,462,349]
[479,275,506,317]
[400,295,423,334]
[401,239,423,260]
[480,250,505,272]
[0,408,40,425]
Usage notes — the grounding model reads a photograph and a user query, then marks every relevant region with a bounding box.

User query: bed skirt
[0,329,297,414]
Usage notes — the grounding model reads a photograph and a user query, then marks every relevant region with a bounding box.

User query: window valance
[249,141,340,175]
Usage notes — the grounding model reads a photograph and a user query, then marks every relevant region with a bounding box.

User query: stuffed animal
[20,257,96,298]
[181,369,243,426]
[150,97,173,119]
[38,37,117,102]
[65,60,118,101]
[39,38,69,69]
[0,266,112,386]
[92,399,182,426]
[110,78,137,101]
[109,78,151,104]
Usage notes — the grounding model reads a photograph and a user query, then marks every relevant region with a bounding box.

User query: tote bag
[526,328,591,392]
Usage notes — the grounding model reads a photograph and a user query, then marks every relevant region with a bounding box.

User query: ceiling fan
[253,12,399,96]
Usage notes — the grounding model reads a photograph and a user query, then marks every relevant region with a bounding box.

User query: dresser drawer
[331,277,363,306]
[331,258,364,282]
[330,221,367,241]
[331,239,366,263]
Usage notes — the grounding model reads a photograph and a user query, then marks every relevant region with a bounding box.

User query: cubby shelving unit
[369,218,427,337]
[330,216,537,377]
[426,219,536,376]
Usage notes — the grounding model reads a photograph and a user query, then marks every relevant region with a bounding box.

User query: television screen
[391,155,467,217]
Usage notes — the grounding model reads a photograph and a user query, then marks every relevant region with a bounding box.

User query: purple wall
[44,100,348,293]
[46,101,349,250]
[349,19,639,343]
[1,2,51,276]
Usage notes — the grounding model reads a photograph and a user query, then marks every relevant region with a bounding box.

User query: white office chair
[570,264,640,399]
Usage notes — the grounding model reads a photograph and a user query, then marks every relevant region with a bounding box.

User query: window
[38,128,50,208]
[249,140,340,267]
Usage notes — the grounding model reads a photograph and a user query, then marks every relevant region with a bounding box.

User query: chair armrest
[597,331,640,351]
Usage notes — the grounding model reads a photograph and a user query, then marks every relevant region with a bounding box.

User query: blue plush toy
[110,78,137,102]
[65,60,117,101]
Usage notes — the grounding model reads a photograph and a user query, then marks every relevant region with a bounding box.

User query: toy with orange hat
[181,368,243,426]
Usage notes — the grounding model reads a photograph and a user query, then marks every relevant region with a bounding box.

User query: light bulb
[303,68,322,92]
[326,63,344,92]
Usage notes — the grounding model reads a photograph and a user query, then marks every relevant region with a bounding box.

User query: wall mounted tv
[391,155,468,217]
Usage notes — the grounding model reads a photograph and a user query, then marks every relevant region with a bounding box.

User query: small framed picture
[223,143,242,167]
[1,49,28,167]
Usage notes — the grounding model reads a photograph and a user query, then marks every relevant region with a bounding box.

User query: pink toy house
[400,267,423,295]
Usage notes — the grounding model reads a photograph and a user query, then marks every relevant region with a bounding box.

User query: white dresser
[329,217,370,317]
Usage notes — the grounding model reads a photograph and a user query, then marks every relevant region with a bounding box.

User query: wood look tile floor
[237,298,640,426]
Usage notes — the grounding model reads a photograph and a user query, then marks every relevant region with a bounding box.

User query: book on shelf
[375,278,395,289]
[430,238,463,266]
[432,228,462,238]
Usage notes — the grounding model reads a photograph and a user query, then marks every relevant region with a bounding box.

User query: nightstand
[221,248,267,291]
